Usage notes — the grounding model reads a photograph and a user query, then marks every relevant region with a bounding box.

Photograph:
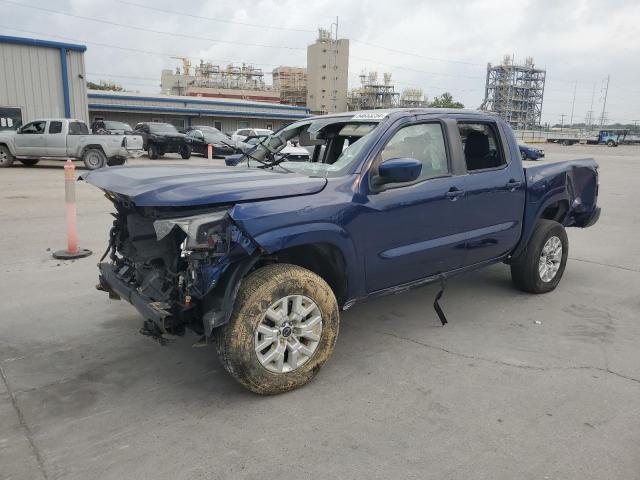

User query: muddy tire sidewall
[215,263,339,395]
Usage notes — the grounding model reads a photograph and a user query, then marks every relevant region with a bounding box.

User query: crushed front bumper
[98,262,172,326]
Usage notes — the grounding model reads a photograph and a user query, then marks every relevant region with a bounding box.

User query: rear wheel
[147,144,158,159]
[19,159,39,167]
[606,139,615,147]
[83,148,106,170]
[180,144,191,159]
[215,263,339,395]
[0,145,14,167]
[511,219,568,293]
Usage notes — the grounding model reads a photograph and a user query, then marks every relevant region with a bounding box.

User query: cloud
[2,0,638,123]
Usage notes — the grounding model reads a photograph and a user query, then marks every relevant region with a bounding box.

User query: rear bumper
[111,147,144,160]
[98,262,171,326]
[579,206,601,228]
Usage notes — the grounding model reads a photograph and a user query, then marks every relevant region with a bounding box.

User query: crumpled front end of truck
[96,193,259,339]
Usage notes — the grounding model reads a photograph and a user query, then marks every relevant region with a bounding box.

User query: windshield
[244,115,385,177]
[149,123,178,134]
[205,131,232,143]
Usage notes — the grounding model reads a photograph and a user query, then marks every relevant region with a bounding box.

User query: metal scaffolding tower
[481,55,546,130]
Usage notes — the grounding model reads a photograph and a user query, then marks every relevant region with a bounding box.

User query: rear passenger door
[454,119,525,265]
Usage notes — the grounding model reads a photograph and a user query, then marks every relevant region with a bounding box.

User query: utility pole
[599,74,610,127]
[559,113,566,131]
[569,80,577,127]
[585,81,596,131]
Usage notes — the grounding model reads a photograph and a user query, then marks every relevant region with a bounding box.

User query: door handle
[445,187,465,201]
[505,179,522,191]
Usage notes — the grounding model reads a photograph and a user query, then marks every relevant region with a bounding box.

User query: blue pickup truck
[83,109,600,395]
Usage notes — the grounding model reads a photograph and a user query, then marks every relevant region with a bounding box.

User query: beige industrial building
[306,29,350,114]
[0,35,88,128]
[160,60,280,103]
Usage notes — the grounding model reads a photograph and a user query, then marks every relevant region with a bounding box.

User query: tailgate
[124,134,144,151]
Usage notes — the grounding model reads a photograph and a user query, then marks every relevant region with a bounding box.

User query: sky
[1,0,639,125]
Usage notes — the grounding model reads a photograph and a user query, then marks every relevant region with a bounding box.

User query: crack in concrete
[0,365,49,480]
[379,331,640,385]
[569,256,640,273]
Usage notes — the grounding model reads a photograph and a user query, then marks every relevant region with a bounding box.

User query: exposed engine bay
[97,195,257,339]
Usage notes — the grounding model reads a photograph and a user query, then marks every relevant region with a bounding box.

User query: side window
[68,122,89,135]
[22,121,46,134]
[49,121,62,134]
[379,123,449,182]
[458,122,506,172]
[214,121,222,131]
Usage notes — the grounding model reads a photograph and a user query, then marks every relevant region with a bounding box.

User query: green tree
[428,92,464,109]
[87,80,124,91]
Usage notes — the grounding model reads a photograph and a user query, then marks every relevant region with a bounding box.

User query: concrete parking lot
[1,144,639,480]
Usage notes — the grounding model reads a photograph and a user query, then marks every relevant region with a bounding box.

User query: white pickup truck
[0,118,144,170]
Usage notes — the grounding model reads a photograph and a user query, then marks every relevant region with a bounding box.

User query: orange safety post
[53,160,92,259]
[207,143,213,165]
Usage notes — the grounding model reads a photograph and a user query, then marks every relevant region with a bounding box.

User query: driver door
[357,120,468,293]
[14,120,47,156]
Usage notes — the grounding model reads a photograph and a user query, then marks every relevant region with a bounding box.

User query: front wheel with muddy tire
[214,263,339,395]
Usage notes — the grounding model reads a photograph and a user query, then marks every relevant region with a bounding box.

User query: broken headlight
[153,211,227,250]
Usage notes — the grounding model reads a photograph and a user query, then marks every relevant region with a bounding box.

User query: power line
[114,0,315,33]
[1,0,305,51]
[350,54,485,80]
[351,40,484,67]
[0,25,303,70]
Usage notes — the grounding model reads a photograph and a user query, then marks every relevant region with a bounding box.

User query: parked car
[133,122,191,159]
[0,118,143,169]
[226,136,310,165]
[82,108,600,395]
[91,120,134,135]
[231,128,273,142]
[519,143,545,161]
[185,126,244,157]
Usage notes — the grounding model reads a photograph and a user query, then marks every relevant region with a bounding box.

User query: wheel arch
[251,222,361,304]
[511,193,570,261]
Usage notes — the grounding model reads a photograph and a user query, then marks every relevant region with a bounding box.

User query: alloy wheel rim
[539,236,562,282]
[87,152,101,167]
[0,150,7,164]
[254,295,323,374]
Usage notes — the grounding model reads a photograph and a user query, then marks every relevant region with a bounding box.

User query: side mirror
[16,127,23,134]
[374,157,422,186]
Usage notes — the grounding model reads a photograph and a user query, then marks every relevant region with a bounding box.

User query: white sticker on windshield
[352,112,389,120]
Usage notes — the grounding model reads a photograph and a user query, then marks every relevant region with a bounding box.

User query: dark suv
[134,122,191,159]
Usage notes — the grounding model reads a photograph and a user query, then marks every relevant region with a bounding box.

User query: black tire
[147,143,158,159]
[510,219,569,294]
[83,148,106,170]
[19,159,39,167]
[521,151,528,161]
[215,263,339,395]
[0,145,14,168]
[107,158,125,166]
[180,144,191,159]
[606,140,615,147]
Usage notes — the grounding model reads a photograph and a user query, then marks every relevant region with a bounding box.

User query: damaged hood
[80,165,327,207]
